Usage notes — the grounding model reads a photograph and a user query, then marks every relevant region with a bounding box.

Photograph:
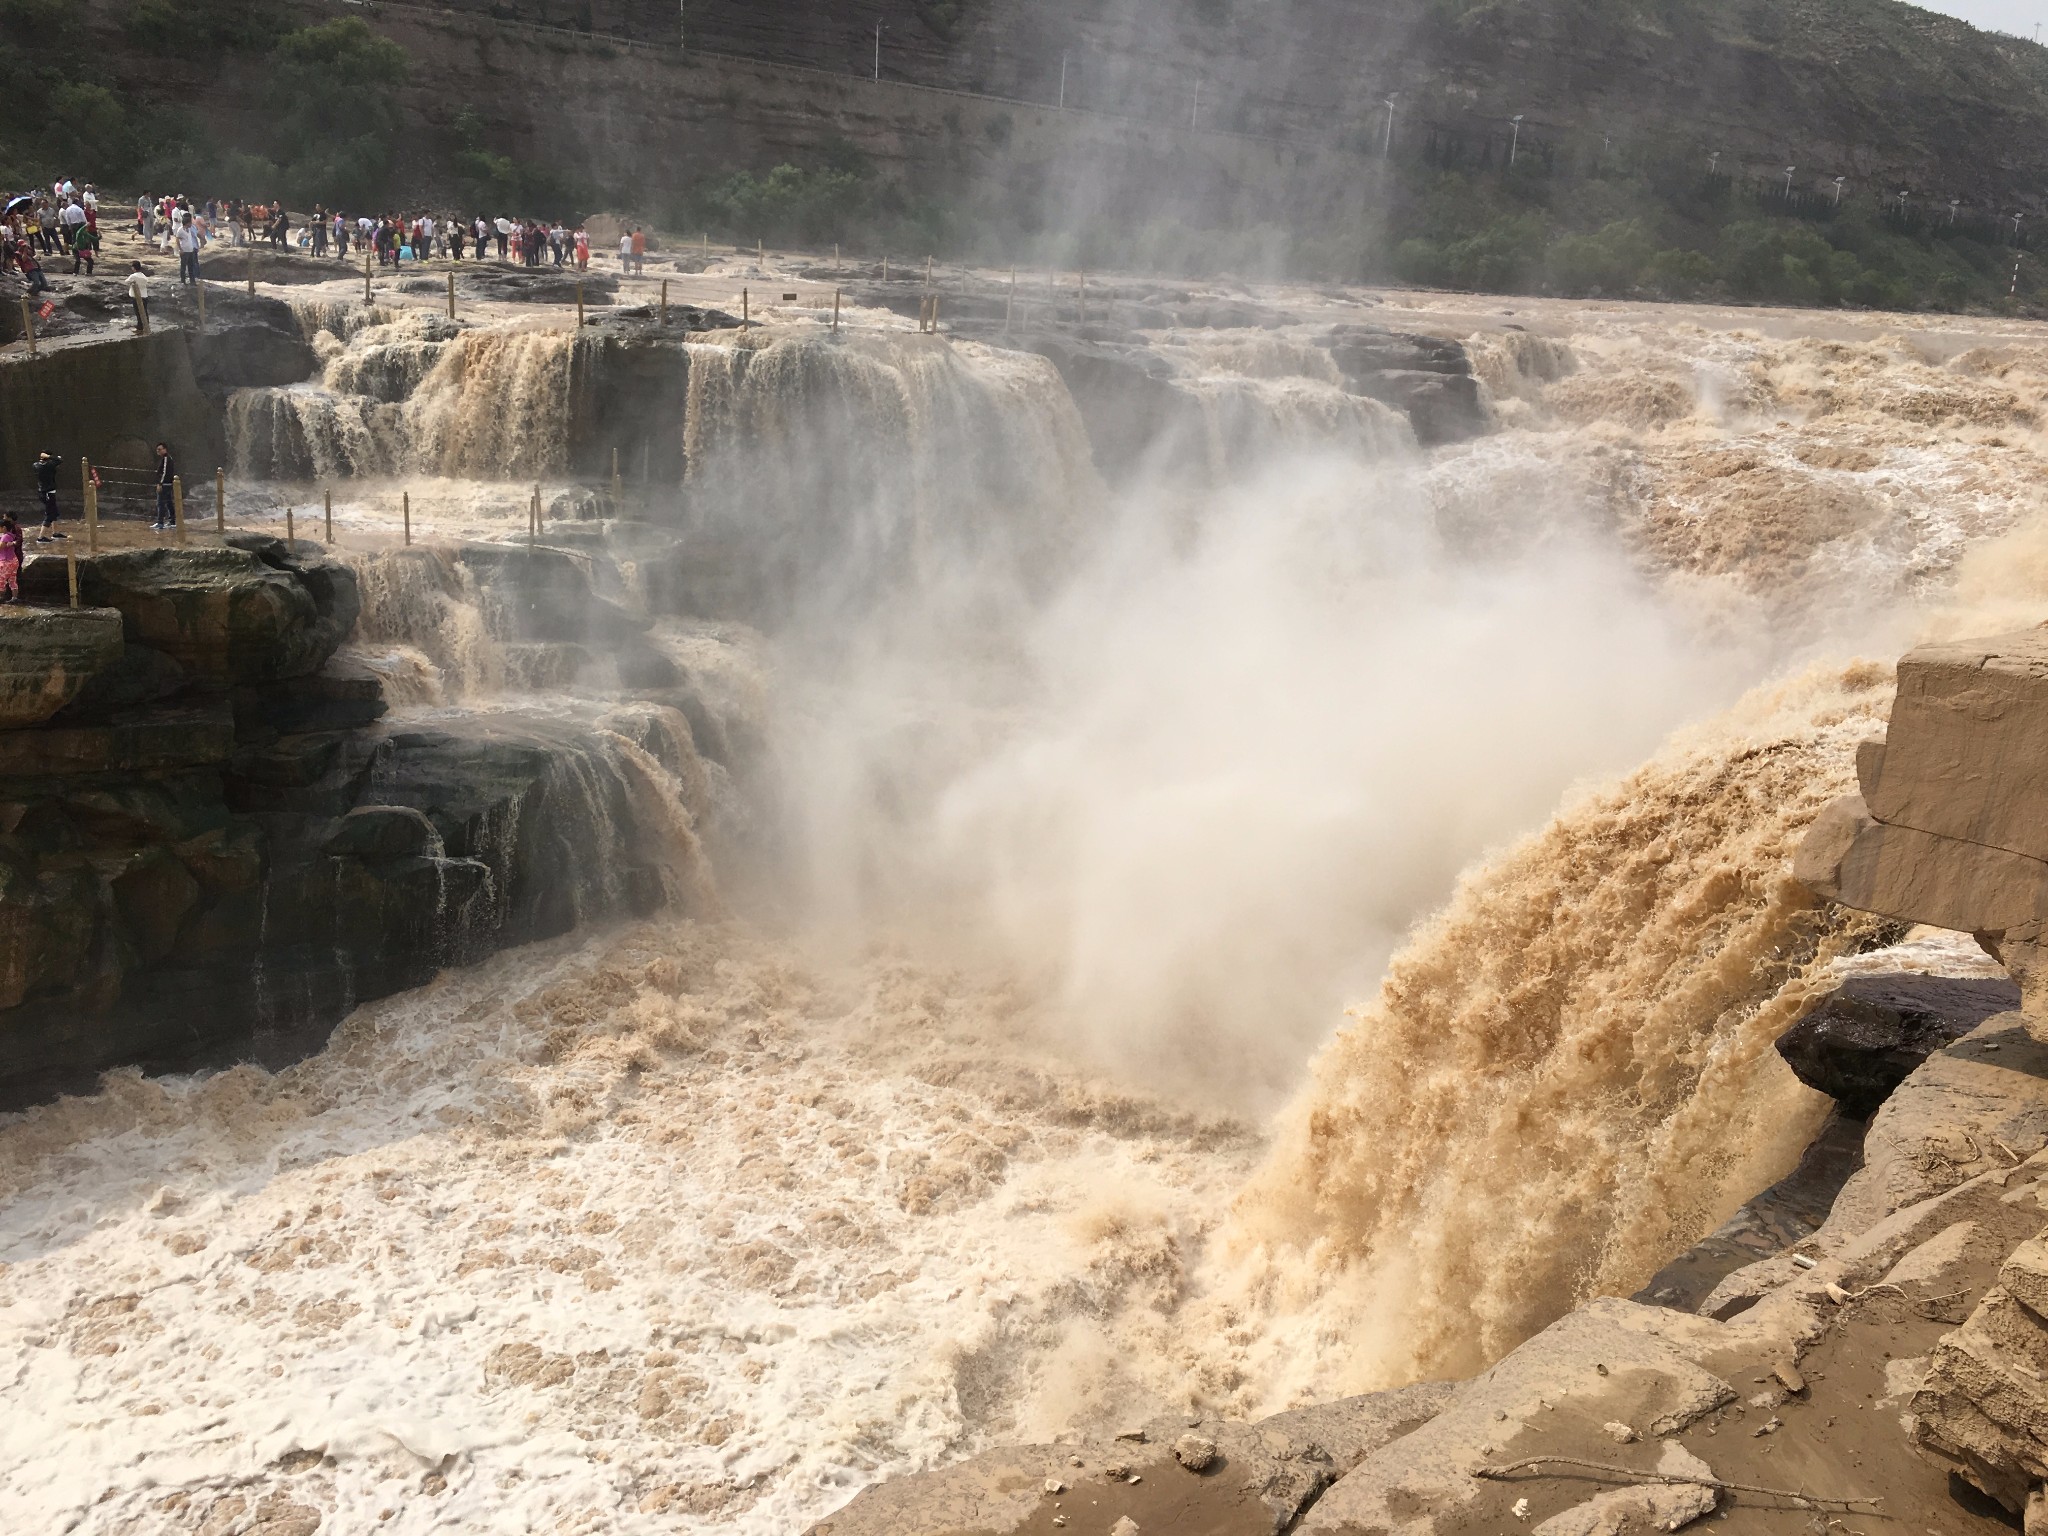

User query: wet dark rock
[233,655,388,741]
[0,698,236,781]
[456,265,620,306]
[1005,333,1203,482]
[1634,1108,1868,1315]
[0,605,125,728]
[0,704,703,1107]
[1777,972,2022,1118]
[56,642,191,724]
[456,543,648,644]
[323,804,441,861]
[23,542,359,685]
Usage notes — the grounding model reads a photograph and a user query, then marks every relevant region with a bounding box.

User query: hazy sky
[1916,0,2042,37]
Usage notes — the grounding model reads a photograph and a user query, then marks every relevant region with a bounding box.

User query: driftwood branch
[1472,1455,1881,1507]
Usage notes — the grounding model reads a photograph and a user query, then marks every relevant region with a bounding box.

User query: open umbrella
[3,195,34,217]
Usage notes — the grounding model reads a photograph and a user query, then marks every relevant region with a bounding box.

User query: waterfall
[1218,659,1898,1396]
[682,333,1102,584]
[289,298,398,345]
[225,325,580,482]
[409,327,580,479]
[343,546,506,700]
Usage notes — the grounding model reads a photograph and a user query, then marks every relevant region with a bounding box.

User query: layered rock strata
[0,537,719,1109]
[1796,628,2048,984]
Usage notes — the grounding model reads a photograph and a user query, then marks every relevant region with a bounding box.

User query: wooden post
[286,504,295,544]
[925,254,933,289]
[84,461,97,552]
[364,251,372,304]
[215,467,225,533]
[833,289,841,333]
[172,476,186,545]
[576,283,584,327]
[67,551,78,609]
[324,487,333,544]
[447,271,456,321]
[882,255,889,283]
[20,298,34,359]
[533,483,542,535]
[660,279,669,325]
[402,491,411,546]
[742,288,749,333]
[834,242,840,272]
[757,238,764,267]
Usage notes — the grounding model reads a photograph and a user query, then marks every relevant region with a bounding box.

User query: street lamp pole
[1833,175,1845,205]
[1509,114,1524,166]
[1382,96,1397,159]
[1949,198,1960,225]
[1708,150,1720,174]
[1783,165,1796,197]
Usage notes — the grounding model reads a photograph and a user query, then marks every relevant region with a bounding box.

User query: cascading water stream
[14,302,2048,1536]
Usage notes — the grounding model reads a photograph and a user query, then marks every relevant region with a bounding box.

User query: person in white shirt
[619,233,632,271]
[494,216,512,259]
[174,213,205,283]
[125,263,150,332]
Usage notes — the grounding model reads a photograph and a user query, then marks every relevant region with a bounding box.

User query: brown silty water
[8,281,2048,1534]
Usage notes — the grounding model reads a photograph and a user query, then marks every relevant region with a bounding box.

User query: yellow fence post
[172,477,186,545]
[661,279,669,326]
[83,461,97,552]
[20,298,35,358]
[833,289,841,333]
[325,488,333,544]
[447,272,456,321]
[215,467,225,533]
[286,504,295,544]
[67,551,79,609]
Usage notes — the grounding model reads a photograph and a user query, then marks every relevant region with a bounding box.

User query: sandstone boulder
[1865,630,2048,861]
[0,605,124,728]
[1794,792,2048,939]
[1912,1267,2048,1510]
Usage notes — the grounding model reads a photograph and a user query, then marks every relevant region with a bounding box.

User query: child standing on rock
[0,515,23,603]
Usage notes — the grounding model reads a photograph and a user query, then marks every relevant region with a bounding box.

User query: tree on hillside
[267,17,410,209]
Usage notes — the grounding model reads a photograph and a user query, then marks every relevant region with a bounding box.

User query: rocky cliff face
[230,0,2048,216]
[0,536,720,1109]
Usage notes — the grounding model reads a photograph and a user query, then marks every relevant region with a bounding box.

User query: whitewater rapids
[11,290,2048,1533]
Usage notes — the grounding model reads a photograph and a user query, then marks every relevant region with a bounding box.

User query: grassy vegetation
[1369,147,2041,310]
[0,4,2037,314]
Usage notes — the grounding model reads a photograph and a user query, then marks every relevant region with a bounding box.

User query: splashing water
[13,297,2048,1535]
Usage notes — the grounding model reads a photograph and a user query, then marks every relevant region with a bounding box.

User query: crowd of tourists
[8,177,657,296]
[1,177,105,291]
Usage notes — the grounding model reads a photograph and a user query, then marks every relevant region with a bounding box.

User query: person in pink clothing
[0,515,23,603]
